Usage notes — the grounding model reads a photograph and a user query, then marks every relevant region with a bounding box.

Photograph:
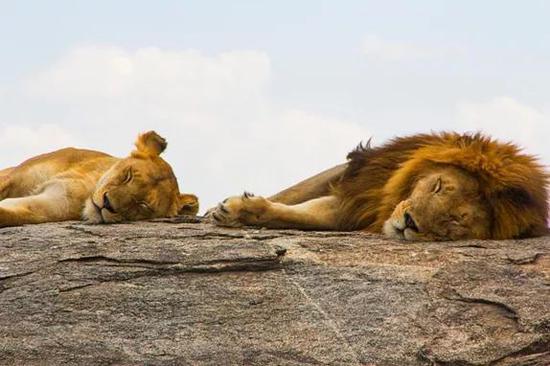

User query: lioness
[211,132,549,241]
[0,131,198,227]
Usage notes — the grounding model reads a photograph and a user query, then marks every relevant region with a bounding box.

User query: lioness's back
[15,147,113,169]
[1,148,117,198]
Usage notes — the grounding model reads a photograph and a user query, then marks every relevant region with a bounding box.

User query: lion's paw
[209,192,272,227]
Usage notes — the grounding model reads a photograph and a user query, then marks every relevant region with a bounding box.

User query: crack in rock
[442,292,519,321]
[489,337,550,365]
[506,252,544,265]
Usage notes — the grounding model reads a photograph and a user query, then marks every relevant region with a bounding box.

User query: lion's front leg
[0,203,47,227]
[210,192,273,227]
[0,182,83,227]
[210,193,339,230]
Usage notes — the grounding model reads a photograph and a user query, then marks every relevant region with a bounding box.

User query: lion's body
[0,148,118,226]
[212,132,549,241]
[0,148,116,199]
[0,132,198,227]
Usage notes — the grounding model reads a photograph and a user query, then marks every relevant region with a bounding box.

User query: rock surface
[0,218,548,366]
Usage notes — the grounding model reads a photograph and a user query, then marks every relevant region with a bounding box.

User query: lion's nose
[103,192,115,213]
[404,212,419,232]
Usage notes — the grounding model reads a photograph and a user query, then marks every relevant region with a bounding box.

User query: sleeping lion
[211,132,549,241]
[0,131,198,227]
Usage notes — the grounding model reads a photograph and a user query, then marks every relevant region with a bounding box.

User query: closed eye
[139,201,153,211]
[122,169,133,184]
[433,177,442,194]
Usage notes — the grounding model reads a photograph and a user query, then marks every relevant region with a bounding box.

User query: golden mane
[334,132,549,239]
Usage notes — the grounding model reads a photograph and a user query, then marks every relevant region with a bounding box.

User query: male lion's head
[381,134,549,241]
[82,131,198,223]
[383,166,491,241]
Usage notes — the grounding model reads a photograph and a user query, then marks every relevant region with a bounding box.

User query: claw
[211,212,222,222]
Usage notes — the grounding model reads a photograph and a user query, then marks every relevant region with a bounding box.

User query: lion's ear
[133,131,167,157]
[178,193,199,216]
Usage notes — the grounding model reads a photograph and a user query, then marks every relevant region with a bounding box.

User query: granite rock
[0,218,548,365]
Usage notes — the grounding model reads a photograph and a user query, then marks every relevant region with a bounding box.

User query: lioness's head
[83,131,198,223]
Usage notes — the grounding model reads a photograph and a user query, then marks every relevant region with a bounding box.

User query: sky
[1,1,549,212]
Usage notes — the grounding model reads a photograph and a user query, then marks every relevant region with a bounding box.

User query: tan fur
[211,132,549,241]
[0,131,198,227]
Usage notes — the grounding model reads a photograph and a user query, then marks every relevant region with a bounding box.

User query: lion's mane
[334,132,549,239]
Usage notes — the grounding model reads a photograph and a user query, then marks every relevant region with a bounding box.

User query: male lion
[0,131,198,227]
[210,132,549,241]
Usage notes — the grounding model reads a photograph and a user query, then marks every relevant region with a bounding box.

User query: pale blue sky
[1,1,549,210]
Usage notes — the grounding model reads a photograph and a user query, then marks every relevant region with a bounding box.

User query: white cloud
[455,97,550,165]
[25,46,271,103]
[0,124,79,168]
[361,34,465,62]
[1,45,368,211]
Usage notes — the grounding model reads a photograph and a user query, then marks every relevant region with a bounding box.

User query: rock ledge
[0,219,548,365]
